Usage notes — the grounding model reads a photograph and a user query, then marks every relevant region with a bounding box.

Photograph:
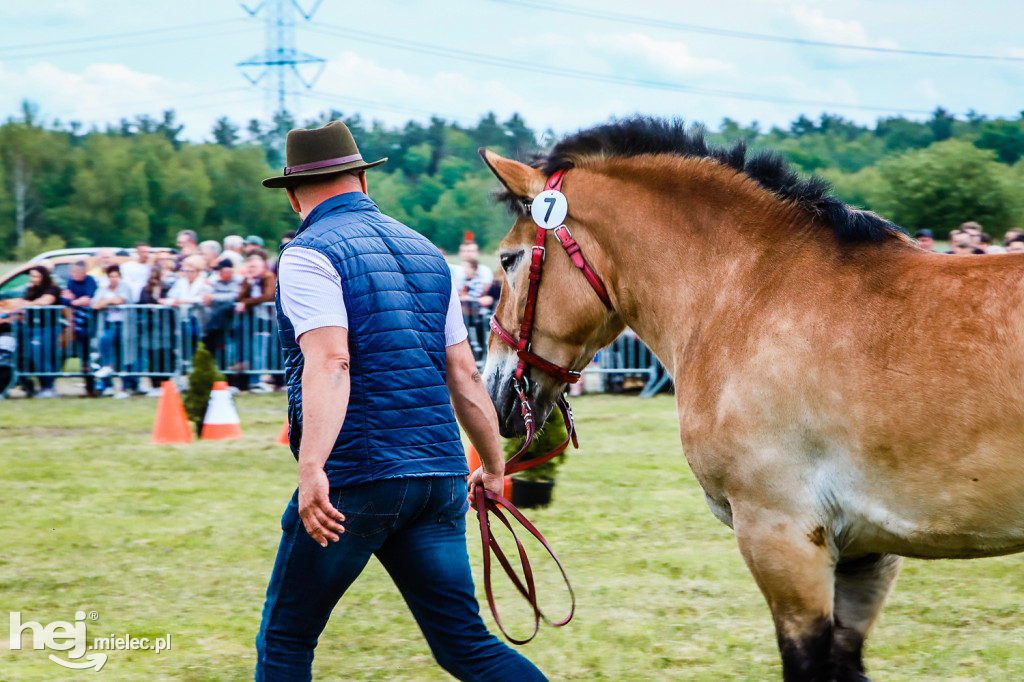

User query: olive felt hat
[261,121,387,188]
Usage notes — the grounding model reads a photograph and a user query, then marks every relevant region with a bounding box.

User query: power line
[488,0,1024,63]
[66,87,256,118]
[0,19,247,56]
[0,26,259,61]
[305,23,934,116]
[298,89,477,125]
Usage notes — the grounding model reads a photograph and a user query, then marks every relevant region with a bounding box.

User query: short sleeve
[445,277,468,347]
[278,247,348,339]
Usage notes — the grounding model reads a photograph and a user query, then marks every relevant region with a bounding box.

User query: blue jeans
[255,476,546,682]
[98,321,137,391]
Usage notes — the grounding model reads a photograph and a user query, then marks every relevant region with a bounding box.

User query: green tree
[211,117,240,148]
[422,173,512,251]
[870,139,1023,237]
[0,114,71,254]
[928,107,956,142]
[974,117,1024,165]
[14,230,66,261]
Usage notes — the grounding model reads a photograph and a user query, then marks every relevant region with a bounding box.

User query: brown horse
[479,117,1024,682]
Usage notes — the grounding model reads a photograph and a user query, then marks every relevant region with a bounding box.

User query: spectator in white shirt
[91,265,139,396]
[119,242,152,302]
[161,255,211,305]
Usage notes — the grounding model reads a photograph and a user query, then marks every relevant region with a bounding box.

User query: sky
[2,0,1024,143]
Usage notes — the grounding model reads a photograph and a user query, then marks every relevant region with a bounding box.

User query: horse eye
[499,251,522,272]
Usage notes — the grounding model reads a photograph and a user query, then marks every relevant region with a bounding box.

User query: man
[120,242,152,302]
[222,235,246,268]
[1007,236,1024,253]
[235,253,277,392]
[174,230,199,270]
[243,234,265,257]
[198,240,224,274]
[256,121,544,681]
[451,234,493,296]
[914,229,935,252]
[86,248,116,289]
[91,265,138,397]
[201,259,241,358]
[950,236,985,255]
[960,221,983,249]
[61,261,100,396]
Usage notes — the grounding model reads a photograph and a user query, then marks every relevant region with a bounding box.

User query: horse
[478,117,1024,682]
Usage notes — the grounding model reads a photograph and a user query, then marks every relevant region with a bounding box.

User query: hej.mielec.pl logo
[10,610,173,671]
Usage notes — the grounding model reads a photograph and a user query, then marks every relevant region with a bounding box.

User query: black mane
[504,116,905,245]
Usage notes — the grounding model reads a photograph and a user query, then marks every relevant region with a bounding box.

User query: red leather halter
[474,168,614,643]
[489,167,613,473]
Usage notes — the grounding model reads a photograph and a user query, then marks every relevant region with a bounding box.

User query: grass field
[1,393,1023,681]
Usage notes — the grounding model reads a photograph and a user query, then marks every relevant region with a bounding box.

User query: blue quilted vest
[276,192,468,486]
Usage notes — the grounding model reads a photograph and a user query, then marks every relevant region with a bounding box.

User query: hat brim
[262,157,388,189]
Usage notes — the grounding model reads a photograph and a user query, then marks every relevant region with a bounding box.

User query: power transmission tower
[237,0,326,120]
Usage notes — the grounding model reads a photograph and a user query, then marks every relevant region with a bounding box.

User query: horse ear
[479,149,545,199]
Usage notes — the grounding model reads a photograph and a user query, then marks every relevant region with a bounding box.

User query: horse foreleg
[832,553,902,682]
[733,511,837,682]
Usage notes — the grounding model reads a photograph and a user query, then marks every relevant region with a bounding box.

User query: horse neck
[583,163,826,372]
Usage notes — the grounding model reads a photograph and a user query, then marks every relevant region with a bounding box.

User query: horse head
[479,149,624,437]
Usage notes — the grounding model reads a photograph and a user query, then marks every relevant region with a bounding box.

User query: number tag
[531,190,568,229]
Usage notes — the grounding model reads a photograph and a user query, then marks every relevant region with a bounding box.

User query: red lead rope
[475,167,614,644]
[474,486,575,645]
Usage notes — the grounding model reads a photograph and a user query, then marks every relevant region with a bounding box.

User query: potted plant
[183,343,226,436]
[504,411,569,508]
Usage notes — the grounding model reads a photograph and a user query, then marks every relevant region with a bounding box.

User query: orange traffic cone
[467,444,482,471]
[151,381,193,444]
[200,381,243,440]
[467,445,513,502]
[277,420,290,445]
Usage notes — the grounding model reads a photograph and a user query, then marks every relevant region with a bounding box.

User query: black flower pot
[511,478,555,508]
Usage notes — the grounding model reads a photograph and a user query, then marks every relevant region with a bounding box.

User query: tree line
[2,102,1023,261]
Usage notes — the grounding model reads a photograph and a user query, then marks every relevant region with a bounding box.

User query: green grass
[0,262,17,277]
[1,394,1023,680]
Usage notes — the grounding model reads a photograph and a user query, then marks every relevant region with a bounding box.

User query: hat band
[283,153,363,175]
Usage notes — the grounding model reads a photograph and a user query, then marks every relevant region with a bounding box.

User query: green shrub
[183,343,226,435]
[503,409,570,482]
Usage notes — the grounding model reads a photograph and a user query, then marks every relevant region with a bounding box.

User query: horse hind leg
[733,509,837,682]
[832,553,903,682]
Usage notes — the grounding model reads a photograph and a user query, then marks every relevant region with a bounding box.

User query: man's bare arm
[445,339,505,496]
[296,326,350,546]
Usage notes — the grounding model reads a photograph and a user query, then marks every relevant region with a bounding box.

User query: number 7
[543,196,557,223]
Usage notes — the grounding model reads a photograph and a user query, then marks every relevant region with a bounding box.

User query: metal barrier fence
[2,304,668,396]
[0,303,285,394]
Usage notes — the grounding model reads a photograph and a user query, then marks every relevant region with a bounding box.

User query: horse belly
[840,487,1024,560]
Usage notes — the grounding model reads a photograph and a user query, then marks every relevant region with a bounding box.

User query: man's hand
[297,464,346,547]
[468,463,506,501]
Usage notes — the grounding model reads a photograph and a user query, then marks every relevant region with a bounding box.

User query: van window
[0,272,30,300]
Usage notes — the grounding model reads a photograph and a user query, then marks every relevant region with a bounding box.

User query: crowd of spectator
[915,221,1024,255]
[8,230,287,399]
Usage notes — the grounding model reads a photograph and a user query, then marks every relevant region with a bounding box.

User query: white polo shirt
[278,247,469,346]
